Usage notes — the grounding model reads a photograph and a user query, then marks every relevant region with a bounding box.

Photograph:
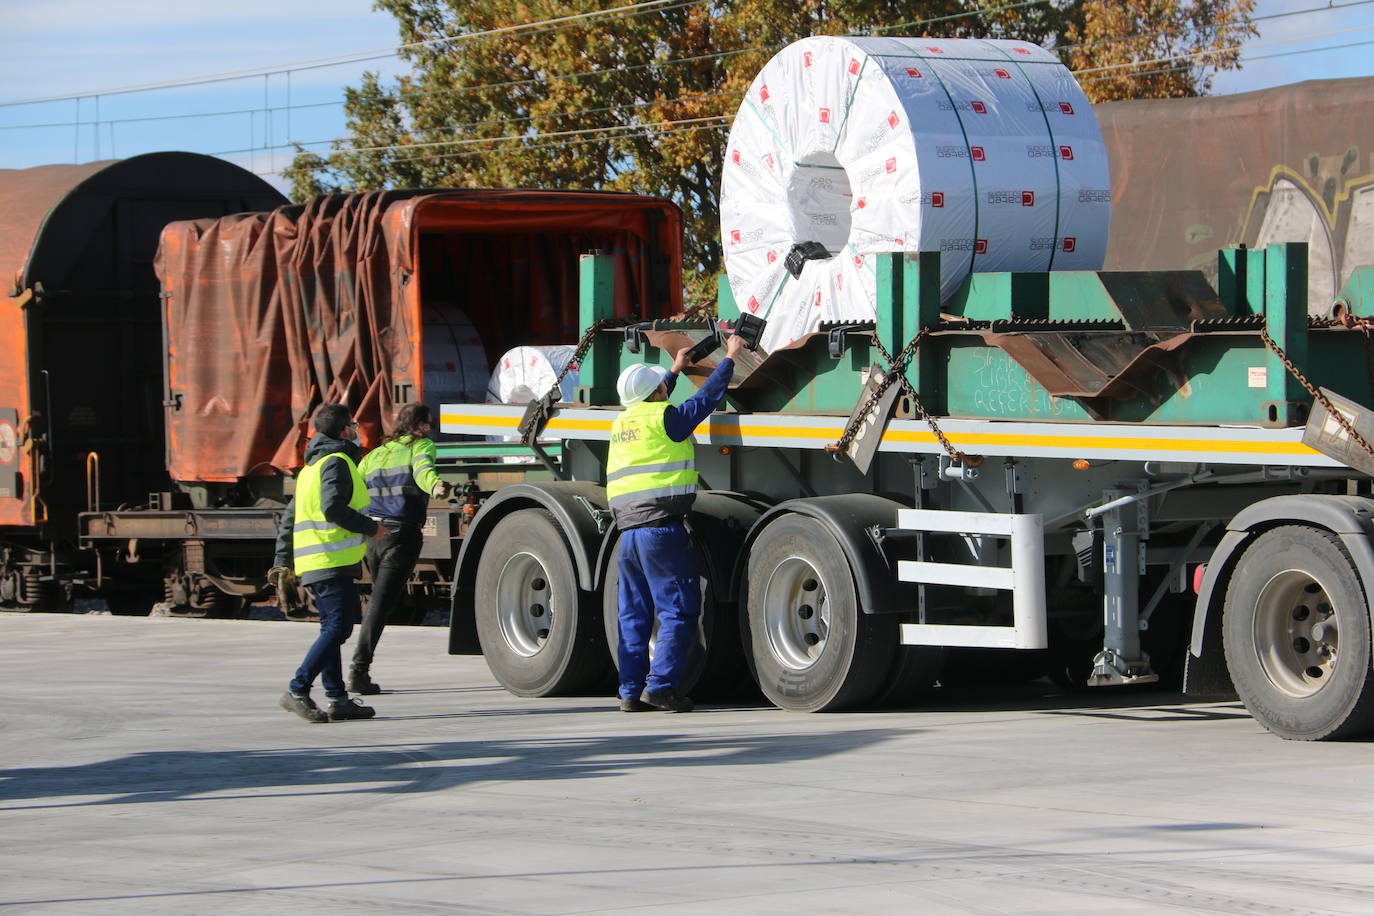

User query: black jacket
[274,433,379,585]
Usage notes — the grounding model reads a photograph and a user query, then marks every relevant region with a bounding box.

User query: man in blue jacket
[609,331,744,712]
[270,403,385,723]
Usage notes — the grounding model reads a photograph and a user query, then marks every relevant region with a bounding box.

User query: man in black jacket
[269,403,384,723]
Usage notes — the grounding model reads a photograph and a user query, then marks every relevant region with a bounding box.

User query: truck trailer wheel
[1223,525,1374,740]
[474,509,607,697]
[602,538,750,701]
[743,515,895,712]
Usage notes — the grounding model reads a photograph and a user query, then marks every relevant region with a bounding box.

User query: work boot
[279,691,328,723]
[349,669,382,695]
[328,697,376,721]
[640,687,693,713]
[619,696,653,712]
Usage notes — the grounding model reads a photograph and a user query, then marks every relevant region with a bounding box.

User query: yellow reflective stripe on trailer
[440,406,1336,466]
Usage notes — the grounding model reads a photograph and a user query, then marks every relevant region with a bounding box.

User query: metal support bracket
[895,508,1047,649]
[1088,488,1159,686]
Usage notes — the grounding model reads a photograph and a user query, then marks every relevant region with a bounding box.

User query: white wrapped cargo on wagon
[485,345,580,406]
[719,36,1112,353]
[484,345,580,462]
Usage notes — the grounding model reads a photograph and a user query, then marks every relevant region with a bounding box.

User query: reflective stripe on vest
[605,401,697,509]
[359,436,440,516]
[292,451,369,575]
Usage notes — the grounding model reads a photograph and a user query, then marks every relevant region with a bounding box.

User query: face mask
[349,434,361,446]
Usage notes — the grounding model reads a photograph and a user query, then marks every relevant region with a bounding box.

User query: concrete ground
[3,613,1374,915]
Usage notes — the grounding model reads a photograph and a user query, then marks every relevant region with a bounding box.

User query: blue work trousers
[616,522,700,698]
[289,577,358,700]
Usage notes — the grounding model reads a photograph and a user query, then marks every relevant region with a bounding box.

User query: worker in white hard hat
[607,331,745,712]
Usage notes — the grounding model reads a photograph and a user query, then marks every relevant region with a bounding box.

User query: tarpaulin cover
[720,36,1111,352]
[157,189,682,483]
[1097,76,1374,313]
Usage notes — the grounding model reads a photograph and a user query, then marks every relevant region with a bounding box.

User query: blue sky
[2,0,1372,194]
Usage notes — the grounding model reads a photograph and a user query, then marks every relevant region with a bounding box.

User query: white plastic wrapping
[720,36,1112,352]
[484,345,580,461]
[485,345,580,405]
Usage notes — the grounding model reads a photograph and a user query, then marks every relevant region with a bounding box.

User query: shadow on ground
[0,726,907,809]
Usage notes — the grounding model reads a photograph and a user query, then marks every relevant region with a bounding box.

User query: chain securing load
[826,326,975,469]
[1263,319,1374,463]
[517,318,627,463]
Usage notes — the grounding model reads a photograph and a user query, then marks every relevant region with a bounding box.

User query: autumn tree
[287,0,1257,298]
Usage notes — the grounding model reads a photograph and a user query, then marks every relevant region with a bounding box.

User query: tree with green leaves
[286,0,1256,299]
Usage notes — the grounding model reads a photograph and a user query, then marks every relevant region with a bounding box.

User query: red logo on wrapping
[804,51,813,67]
[1061,237,1077,253]
[905,66,922,78]
[731,149,741,165]
[926,45,945,53]
[971,146,986,162]
[503,357,511,369]
[1021,190,1035,206]
[837,273,844,291]
[764,153,775,168]
[730,229,741,245]
[760,84,770,102]
[766,250,777,264]
[885,157,897,173]
[819,107,831,124]
[887,110,899,129]
[813,290,822,308]
[854,255,864,267]
[529,355,537,367]
[975,239,988,255]
[894,237,904,245]
[1013,47,1031,55]
[1059,145,1074,160]
[931,191,945,207]
[748,295,760,313]
[994,68,1011,79]
[848,57,861,75]
[856,197,867,209]
[1059,102,1075,115]
[971,100,987,114]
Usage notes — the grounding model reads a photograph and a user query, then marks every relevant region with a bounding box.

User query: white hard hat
[616,363,668,406]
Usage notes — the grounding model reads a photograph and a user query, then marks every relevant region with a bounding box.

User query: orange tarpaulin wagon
[156,189,683,483]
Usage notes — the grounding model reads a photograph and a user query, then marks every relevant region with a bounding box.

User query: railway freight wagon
[76,187,683,616]
[0,153,287,610]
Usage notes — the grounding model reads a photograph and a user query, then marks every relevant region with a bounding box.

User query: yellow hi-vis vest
[292,452,369,575]
[606,401,697,511]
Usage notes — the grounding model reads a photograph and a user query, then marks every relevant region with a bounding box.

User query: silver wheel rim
[762,555,830,671]
[1252,568,1340,699]
[496,552,553,657]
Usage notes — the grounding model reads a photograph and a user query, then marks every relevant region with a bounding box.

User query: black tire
[743,514,896,712]
[602,538,752,701]
[871,644,945,708]
[474,509,607,697]
[1223,525,1374,740]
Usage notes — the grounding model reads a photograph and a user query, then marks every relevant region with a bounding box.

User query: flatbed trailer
[441,245,1374,740]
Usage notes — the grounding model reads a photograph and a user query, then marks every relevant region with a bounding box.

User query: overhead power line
[244,17,1374,164]
[5,0,1365,140]
[0,0,698,107]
